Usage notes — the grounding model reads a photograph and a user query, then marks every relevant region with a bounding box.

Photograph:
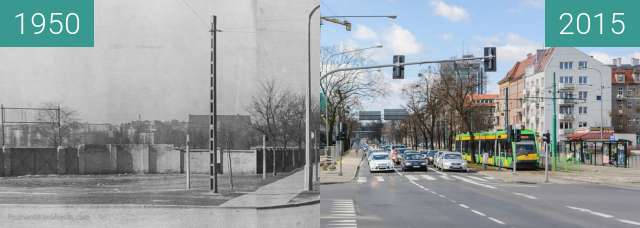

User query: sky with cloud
[321,0,640,112]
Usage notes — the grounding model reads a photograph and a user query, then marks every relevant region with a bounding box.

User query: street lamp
[307,4,320,192]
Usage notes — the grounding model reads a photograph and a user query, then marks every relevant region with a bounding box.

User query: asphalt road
[321,160,640,228]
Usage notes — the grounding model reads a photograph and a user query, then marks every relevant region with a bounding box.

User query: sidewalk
[221,169,313,208]
[320,150,364,184]
[476,164,640,188]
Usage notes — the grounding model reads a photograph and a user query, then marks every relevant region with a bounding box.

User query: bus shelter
[563,131,632,168]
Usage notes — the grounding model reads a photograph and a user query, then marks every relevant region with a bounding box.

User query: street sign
[609,135,616,141]
[383,109,408,120]
[359,111,382,121]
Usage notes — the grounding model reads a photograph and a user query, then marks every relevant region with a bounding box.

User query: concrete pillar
[77,145,86,174]
[56,146,65,174]
[2,146,9,176]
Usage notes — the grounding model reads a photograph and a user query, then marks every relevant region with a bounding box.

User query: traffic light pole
[320,55,494,81]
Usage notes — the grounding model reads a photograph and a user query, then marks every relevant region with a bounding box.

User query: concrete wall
[222,150,256,175]
[150,144,182,173]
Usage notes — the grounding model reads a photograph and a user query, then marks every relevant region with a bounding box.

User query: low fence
[255,148,305,174]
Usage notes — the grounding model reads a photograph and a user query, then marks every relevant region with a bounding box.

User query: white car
[368,152,394,173]
[437,152,468,172]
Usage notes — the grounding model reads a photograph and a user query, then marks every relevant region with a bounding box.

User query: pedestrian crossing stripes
[326,200,357,228]
[420,174,436,180]
[356,174,500,185]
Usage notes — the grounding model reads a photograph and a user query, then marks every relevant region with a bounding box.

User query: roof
[567,131,614,141]
[611,65,640,85]
[498,48,555,85]
[471,93,499,100]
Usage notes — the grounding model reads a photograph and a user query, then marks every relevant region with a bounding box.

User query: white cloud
[476,33,541,63]
[353,25,377,41]
[589,52,613,65]
[430,0,470,22]
[385,24,424,55]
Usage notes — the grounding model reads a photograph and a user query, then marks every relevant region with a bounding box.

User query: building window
[578,76,588,84]
[635,73,640,82]
[560,61,573,70]
[578,61,588,69]
[628,89,634,97]
[579,106,588,114]
[560,122,574,129]
[560,106,573,114]
[579,91,588,100]
[578,121,588,127]
[617,74,625,82]
[618,88,624,96]
[560,91,574,99]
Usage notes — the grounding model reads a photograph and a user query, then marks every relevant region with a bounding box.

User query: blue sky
[320,0,640,110]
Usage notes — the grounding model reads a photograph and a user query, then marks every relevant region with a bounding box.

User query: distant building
[440,54,487,94]
[188,114,256,150]
[610,62,640,140]
[496,48,612,141]
[467,93,498,131]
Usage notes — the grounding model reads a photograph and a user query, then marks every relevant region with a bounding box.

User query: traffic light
[393,55,405,79]
[484,47,497,72]
[542,132,551,144]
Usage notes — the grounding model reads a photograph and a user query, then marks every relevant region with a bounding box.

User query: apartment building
[610,62,640,140]
[496,47,612,141]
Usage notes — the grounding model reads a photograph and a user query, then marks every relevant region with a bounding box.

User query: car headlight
[421,162,427,165]
[405,162,411,166]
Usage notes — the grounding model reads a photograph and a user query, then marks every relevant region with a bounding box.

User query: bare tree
[32,102,83,147]
[321,45,386,146]
[248,79,286,147]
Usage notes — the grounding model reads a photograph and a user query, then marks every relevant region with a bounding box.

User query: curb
[320,152,366,185]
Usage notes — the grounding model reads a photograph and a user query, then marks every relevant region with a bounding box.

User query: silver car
[437,152,468,172]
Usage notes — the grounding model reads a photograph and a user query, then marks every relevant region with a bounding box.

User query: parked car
[436,152,467,172]
[401,153,428,171]
[368,152,394,173]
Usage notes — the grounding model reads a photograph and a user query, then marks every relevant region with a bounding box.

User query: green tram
[454,129,540,169]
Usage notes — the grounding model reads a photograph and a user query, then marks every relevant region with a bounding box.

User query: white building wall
[523,70,545,135]
[542,47,612,141]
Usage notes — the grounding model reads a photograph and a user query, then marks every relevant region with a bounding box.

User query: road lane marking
[513,192,538,200]
[459,204,469,209]
[467,176,489,182]
[375,176,384,182]
[420,174,436,180]
[452,176,496,189]
[566,206,614,218]
[618,219,640,226]
[439,175,452,180]
[488,217,505,225]
[471,210,486,216]
[428,167,447,175]
[357,177,366,184]
[406,175,419,181]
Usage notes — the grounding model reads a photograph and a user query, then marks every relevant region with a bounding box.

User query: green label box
[546,0,640,47]
[0,0,94,47]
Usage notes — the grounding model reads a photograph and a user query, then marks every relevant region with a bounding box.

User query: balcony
[616,94,626,100]
[558,83,575,91]
[559,114,575,121]
[559,98,576,105]
[563,129,575,135]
